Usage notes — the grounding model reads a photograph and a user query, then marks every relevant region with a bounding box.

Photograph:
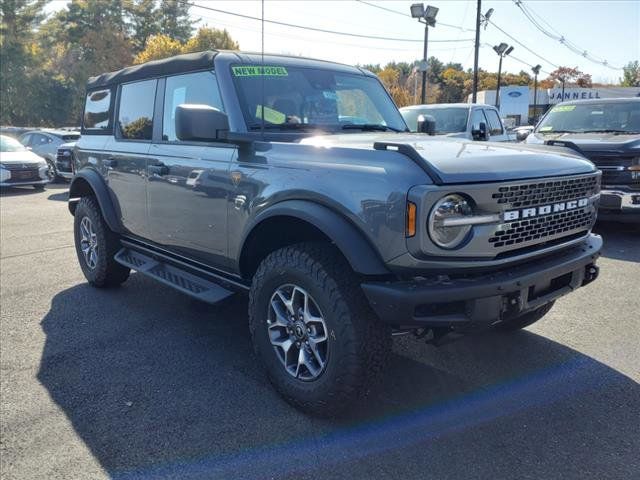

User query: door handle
[104,158,117,168]
[148,163,169,176]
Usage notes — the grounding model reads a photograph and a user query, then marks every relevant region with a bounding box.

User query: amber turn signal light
[406,201,417,237]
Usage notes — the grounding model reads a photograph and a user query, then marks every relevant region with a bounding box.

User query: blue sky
[46,0,639,84]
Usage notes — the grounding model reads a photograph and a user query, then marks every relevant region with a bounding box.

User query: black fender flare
[68,169,122,233]
[241,200,390,276]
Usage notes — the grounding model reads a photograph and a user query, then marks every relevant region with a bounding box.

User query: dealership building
[470,86,640,126]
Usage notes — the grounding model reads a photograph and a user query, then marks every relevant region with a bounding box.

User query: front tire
[73,196,130,287]
[496,301,555,331]
[249,242,391,417]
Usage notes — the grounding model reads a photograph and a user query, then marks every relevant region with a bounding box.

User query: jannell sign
[547,87,640,104]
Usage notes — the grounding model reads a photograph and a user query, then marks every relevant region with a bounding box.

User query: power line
[355,0,473,31]
[183,1,475,43]
[195,11,473,53]
[488,19,559,69]
[514,0,622,70]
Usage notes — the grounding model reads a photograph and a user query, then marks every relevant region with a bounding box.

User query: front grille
[489,208,594,248]
[2,162,40,170]
[56,149,73,173]
[491,175,599,209]
[7,169,40,182]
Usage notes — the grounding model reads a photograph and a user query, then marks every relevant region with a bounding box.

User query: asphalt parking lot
[1,184,638,480]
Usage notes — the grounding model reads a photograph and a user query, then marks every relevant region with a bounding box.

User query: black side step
[115,248,234,304]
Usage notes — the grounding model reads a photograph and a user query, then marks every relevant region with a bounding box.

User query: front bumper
[362,234,602,328]
[598,186,640,222]
[0,178,50,187]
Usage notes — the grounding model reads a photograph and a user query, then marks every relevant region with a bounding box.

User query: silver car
[18,130,80,181]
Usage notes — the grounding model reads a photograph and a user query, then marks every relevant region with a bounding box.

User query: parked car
[69,51,602,416]
[0,135,51,189]
[400,103,514,141]
[18,130,80,182]
[525,98,640,222]
[55,141,78,180]
[0,126,35,139]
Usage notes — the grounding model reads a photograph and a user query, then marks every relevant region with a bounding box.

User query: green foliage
[620,61,640,87]
[158,0,193,43]
[0,1,241,127]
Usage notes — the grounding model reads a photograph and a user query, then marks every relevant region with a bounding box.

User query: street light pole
[411,4,438,105]
[532,64,541,123]
[492,43,513,110]
[495,55,503,109]
[421,23,429,104]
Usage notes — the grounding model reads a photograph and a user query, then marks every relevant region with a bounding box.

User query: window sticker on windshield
[255,105,286,124]
[322,91,338,100]
[232,66,288,77]
[552,105,576,112]
[539,126,554,132]
[591,111,604,115]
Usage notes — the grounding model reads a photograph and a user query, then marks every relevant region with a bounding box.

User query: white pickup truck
[400,103,514,142]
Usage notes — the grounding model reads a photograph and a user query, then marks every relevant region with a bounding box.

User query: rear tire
[496,301,555,331]
[73,196,130,287]
[249,242,391,417]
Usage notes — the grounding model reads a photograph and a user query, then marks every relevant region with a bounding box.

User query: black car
[526,98,640,222]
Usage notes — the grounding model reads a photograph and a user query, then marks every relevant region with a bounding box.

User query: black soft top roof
[86,51,218,90]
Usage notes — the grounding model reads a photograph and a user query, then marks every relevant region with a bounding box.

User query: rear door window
[483,109,504,135]
[162,71,224,142]
[117,80,156,141]
[83,89,112,130]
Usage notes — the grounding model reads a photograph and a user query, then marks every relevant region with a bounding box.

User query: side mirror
[417,114,436,135]
[176,104,228,142]
[516,130,530,142]
[472,121,489,141]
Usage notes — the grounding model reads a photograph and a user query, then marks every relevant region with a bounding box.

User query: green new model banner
[232,66,289,77]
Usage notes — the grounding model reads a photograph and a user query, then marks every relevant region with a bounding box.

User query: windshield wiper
[580,129,640,134]
[248,123,325,131]
[538,129,580,134]
[341,124,405,132]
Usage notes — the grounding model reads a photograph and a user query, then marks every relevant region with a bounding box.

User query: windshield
[231,65,407,132]
[537,101,640,134]
[0,135,27,152]
[400,107,468,133]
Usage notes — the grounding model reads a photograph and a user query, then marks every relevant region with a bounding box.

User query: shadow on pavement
[594,220,640,263]
[37,274,639,479]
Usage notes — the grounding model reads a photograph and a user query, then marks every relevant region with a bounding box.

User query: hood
[528,132,640,154]
[299,133,596,184]
[0,150,46,165]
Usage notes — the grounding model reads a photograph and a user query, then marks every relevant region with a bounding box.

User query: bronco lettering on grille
[503,198,589,221]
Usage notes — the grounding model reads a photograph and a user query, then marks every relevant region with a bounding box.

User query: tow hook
[583,264,599,286]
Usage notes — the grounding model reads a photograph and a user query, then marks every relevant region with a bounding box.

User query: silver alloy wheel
[79,216,98,270]
[267,284,329,381]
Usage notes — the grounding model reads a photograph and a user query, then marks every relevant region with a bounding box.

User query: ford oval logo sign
[508,91,522,97]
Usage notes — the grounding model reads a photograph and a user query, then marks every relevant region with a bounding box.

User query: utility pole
[472,0,481,103]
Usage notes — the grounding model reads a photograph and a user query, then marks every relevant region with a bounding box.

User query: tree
[440,67,467,103]
[620,61,640,87]
[378,66,411,107]
[159,0,193,42]
[183,27,240,52]
[546,66,592,88]
[125,0,160,53]
[133,34,182,64]
[0,0,49,124]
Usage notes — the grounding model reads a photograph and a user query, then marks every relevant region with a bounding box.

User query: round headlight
[428,194,473,249]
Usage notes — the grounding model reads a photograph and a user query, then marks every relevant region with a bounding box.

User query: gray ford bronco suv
[69,51,602,416]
